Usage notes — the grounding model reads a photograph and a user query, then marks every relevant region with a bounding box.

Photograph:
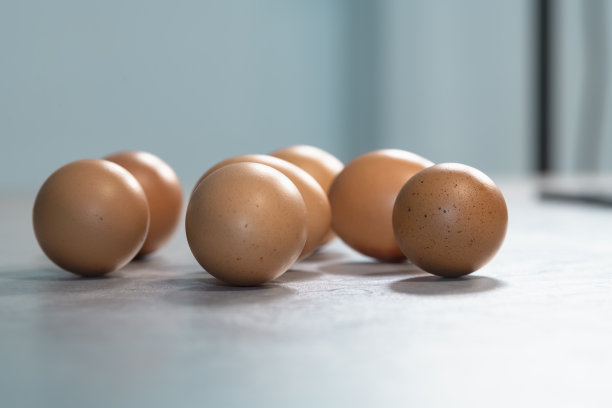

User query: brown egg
[270,145,344,193]
[270,145,344,246]
[186,162,307,286]
[392,163,508,277]
[32,159,150,277]
[328,149,433,261]
[196,154,331,260]
[104,151,182,256]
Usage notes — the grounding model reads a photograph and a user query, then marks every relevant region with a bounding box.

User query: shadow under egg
[390,275,504,296]
[297,248,349,264]
[0,266,124,296]
[162,275,296,307]
[274,268,323,283]
[318,260,422,277]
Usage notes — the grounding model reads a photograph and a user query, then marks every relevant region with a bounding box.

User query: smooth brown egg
[392,163,508,277]
[328,149,433,261]
[104,151,182,256]
[32,159,150,277]
[186,162,307,286]
[195,154,330,260]
[270,145,344,193]
[270,145,343,246]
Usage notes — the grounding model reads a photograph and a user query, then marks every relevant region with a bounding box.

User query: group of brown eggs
[33,146,508,286]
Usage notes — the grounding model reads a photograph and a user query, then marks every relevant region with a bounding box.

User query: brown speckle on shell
[392,163,508,278]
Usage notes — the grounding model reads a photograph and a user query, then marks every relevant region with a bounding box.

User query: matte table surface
[1,180,611,408]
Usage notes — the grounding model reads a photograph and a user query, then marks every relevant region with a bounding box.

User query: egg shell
[328,149,433,261]
[196,154,331,259]
[392,163,508,277]
[270,145,343,246]
[186,162,307,286]
[104,151,183,256]
[270,145,344,193]
[32,159,150,276]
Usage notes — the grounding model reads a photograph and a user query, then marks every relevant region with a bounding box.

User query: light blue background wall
[0,0,533,191]
[0,0,348,190]
[377,0,531,174]
[557,0,612,173]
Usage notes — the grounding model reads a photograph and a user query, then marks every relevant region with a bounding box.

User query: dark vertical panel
[536,0,553,173]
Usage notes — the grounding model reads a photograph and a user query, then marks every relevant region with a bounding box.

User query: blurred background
[0,0,610,191]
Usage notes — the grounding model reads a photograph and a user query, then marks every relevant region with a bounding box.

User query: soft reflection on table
[1,180,611,408]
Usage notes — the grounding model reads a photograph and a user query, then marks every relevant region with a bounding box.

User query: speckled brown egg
[32,159,150,277]
[392,163,508,277]
[270,145,343,246]
[195,154,330,260]
[104,151,182,256]
[328,149,433,261]
[186,162,307,286]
